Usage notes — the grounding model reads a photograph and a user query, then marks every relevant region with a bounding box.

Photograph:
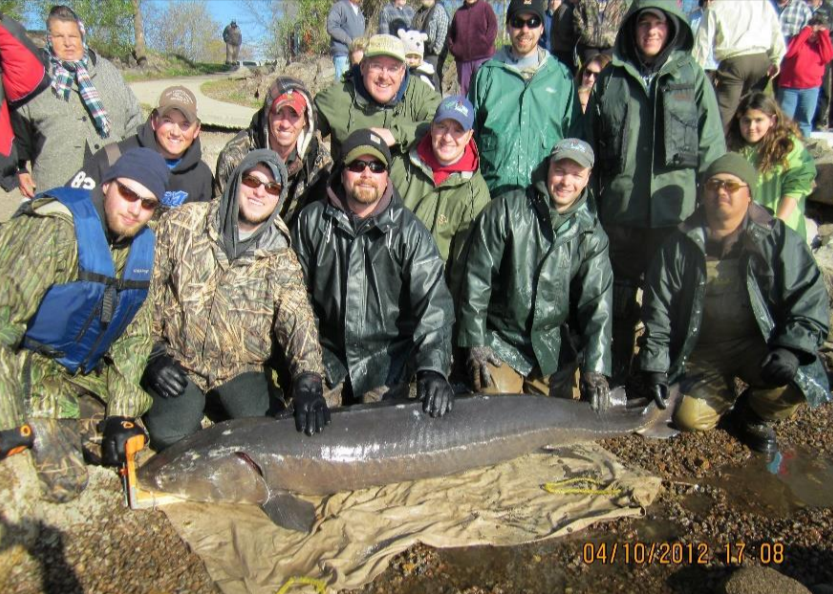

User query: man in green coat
[314,34,441,163]
[0,148,170,502]
[468,0,581,198]
[389,94,490,301]
[457,139,614,411]
[639,153,829,454]
[585,0,726,383]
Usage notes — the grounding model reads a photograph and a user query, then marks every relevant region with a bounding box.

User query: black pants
[143,370,284,450]
[714,52,770,133]
[816,61,833,129]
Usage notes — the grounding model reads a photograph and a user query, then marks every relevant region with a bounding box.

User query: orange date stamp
[581,542,785,565]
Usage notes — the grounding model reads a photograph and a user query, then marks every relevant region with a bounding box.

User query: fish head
[138,446,270,504]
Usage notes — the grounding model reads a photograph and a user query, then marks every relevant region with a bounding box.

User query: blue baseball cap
[433,95,475,132]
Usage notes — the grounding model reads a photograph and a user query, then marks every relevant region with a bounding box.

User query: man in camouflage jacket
[0,148,170,502]
[143,150,329,447]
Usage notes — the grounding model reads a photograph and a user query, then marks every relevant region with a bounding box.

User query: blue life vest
[22,187,155,375]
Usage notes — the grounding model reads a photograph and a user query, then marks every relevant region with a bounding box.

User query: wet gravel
[3,401,832,594]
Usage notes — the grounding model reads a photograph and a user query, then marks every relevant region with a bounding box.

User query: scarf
[416,133,479,186]
[48,20,111,138]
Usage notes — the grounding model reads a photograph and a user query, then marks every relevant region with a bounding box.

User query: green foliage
[121,52,229,82]
[142,0,224,63]
[279,0,388,57]
[0,0,28,21]
[31,0,135,59]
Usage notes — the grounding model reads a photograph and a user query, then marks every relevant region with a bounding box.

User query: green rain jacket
[469,46,581,197]
[639,204,830,407]
[389,135,491,300]
[291,174,454,396]
[585,0,725,229]
[457,172,613,377]
[314,66,441,163]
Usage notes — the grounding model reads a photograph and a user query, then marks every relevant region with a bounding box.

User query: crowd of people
[0,0,830,505]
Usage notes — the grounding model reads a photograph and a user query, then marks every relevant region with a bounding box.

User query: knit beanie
[101,147,171,202]
[702,153,758,198]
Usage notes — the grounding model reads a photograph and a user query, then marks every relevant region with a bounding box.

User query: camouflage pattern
[573,0,631,49]
[151,199,324,393]
[0,199,154,431]
[29,417,88,503]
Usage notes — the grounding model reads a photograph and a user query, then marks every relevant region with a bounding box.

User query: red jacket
[780,26,833,89]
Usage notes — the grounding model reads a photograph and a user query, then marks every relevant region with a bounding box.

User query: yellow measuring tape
[275,576,328,594]
[542,477,622,496]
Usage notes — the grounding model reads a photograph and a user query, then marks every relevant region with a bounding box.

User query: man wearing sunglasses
[468,0,581,198]
[638,153,829,455]
[292,129,455,418]
[0,148,170,502]
[585,1,725,386]
[315,34,441,163]
[458,139,613,412]
[143,149,328,445]
[68,86,213,209]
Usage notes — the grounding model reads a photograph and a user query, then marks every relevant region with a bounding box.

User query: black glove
[760,348,800,387]
[644,371,669,410]
[100,417,146,466]
[142,350,188,399]
[292,373,330,436]
[467,346,503,391]
[417,370,454,418]
[580,372,611,413]
[0,424,35,461]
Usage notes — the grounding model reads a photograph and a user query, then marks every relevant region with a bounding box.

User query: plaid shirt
[778,0,812,40]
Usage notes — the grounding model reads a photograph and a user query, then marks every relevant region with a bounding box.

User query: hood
[217,148,288,261]
[250,76,317,160]
[136,116,204,172]
[613,0,693,73]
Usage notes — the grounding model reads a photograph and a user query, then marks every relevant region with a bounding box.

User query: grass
[200,79,262,109]
[123,54,231,82]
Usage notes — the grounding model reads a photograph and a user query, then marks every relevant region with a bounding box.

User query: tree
[143,0,223,63]
[31,0,135,58]
[132,0,147,66]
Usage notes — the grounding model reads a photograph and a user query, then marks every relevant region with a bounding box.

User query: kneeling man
[457,139,613,410]
[639,153,830,453]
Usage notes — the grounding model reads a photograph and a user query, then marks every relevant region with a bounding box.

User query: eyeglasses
[115,181,160,211]
[509,15,542,29]
[241,174,282,196]
[346,160,387,174]
[583,69,601,79]
[705,178,748,194]
[366,61,405,75]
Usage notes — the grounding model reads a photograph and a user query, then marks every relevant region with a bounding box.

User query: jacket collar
[678,203,776,254]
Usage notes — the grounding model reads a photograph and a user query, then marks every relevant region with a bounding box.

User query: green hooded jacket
[314,66,441,163]
[457,171,613,377]
[469,46,582,197]
[389,136,491,301]
[585,0,725,229]
[638,203,830,407]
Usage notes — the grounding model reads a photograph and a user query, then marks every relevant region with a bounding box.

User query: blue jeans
[778,86,820,137]
[333,54,349,83]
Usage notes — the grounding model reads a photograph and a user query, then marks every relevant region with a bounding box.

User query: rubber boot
[733,396,777,455]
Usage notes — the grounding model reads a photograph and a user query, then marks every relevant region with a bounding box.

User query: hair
[575,53,612,88]
[727,91,800,174]
[46,4,80,29]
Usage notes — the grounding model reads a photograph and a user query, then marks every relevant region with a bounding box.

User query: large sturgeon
[138,391,676,530]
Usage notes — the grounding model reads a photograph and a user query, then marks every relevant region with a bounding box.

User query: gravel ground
[2,400,831,594]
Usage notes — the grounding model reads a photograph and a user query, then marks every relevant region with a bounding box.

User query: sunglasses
[705,179,748,194]
[583,69,601,79]
[509,15,542,29]
[346,160,387,174]
[115,181,160,211]
[241,174,282,196]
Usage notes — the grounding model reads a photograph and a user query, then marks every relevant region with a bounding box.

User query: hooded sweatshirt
[66,116,213,207]
[214,77,332,227]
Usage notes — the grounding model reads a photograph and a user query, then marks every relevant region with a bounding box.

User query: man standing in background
[413,0,450,89]
[380,0,415,36]
[327,0,366,82]
[447,0,498,96]
[223,20,243,66]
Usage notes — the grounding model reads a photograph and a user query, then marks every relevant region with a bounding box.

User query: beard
[348,181,383,205]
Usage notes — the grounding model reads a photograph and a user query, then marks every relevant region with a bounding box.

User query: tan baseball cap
[364,34,407,63]
[156,86,198,123]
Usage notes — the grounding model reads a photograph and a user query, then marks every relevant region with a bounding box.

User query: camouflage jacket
[151,199,324,392]
[573,0,631,49]
[0,198,153,429]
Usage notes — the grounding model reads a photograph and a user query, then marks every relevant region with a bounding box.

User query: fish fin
[262,492,317,533]
[634,383,682,440]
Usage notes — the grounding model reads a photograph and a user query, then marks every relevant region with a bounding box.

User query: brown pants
[480,361,579,399]
[673,339,804,432]
[714,52,771,132]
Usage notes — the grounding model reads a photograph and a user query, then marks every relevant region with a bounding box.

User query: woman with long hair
[575,53,611,112]
[727,92,816,240]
